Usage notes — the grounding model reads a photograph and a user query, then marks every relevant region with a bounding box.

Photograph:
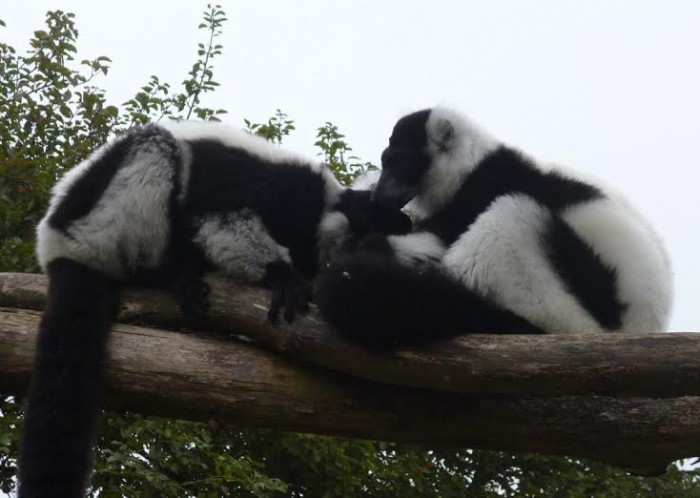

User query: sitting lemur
[316,107,673,349]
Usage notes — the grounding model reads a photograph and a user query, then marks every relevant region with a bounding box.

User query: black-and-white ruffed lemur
[316,107,673,349]
[19,121,411,498]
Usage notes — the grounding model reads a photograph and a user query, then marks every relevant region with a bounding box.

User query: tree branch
[1,272,699,475]
[1,272,698,398]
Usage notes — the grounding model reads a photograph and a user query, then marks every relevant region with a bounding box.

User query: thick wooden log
[1,307,699,476]
[1,272,698,398]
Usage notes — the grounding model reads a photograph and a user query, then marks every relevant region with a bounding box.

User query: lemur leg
[193,208,302,324]
[165,240,211,322]
[442,194,604,334]
[262,260,305,324]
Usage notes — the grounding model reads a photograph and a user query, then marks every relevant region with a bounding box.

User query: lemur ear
[433,118,456,150]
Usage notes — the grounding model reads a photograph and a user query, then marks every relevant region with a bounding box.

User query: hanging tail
[315,253,543,350]
[19,258,118,498]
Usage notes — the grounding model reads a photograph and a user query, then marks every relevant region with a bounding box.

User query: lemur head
[317,174,412,268]
[373,107,498,216]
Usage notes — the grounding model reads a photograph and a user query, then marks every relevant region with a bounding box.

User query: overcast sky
[3,1,699,331]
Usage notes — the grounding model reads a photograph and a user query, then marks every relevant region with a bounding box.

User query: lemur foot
[264,261,306,325]
[172,275,211,324]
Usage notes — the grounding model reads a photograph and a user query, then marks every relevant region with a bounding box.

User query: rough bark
[2,307,699,476]
[1,272,699,399]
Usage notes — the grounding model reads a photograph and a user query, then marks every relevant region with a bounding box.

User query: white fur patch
[176,138,193,203]
[317,211,351,268]
[388,232,446,269]
[194,209,290,283]
[319,166,344,206]
[443,194,604,334]
[351,169,381,191]
[36,134,176,278]
[562,198,673,332]
[542,161,673,331]
[410,107,500,218]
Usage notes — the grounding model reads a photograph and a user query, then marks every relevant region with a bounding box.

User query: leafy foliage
[92,415,288,497]
[122,4,228,126]
[244,109,296,144]
[0,10,115,272]
[0,5,227,272]
[315,122,376,186]
[1,7,699,497]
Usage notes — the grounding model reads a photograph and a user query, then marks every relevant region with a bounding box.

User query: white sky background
[3,0,699,331]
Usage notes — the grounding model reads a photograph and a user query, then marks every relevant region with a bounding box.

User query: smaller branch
[185,23,216,120]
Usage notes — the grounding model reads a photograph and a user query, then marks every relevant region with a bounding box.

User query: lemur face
[337,189,412,237]
[372,109,433,210]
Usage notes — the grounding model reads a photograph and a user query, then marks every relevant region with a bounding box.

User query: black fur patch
[315,252,543,350]
[388,109,431,148]
[375,110,433,210]
[334,189,412,239]
[48,135,133,232]
[543,215,626,330]
[183,139,327,278]
[418,146,604,245]
[19,258,118,498]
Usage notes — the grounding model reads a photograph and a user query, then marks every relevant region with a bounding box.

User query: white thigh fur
[562,198,672,331]
[194,208,291,283]
[36,138,176,279]
[443,194,604,334]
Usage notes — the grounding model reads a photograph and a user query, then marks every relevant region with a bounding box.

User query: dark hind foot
[170,274,211,324]
[264,261,306,325]
[294,280,312,313]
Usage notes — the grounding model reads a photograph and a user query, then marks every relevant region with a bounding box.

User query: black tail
[315,253,543,350]
[19,258,118,498]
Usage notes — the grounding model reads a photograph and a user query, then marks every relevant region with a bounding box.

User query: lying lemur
[316,107,673,349]
[19,121,411,498]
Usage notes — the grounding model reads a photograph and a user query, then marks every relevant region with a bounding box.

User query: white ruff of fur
[162,120,343,206]
[409,107,499,219]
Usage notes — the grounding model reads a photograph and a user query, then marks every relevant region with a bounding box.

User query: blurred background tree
[1,6,699,497]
